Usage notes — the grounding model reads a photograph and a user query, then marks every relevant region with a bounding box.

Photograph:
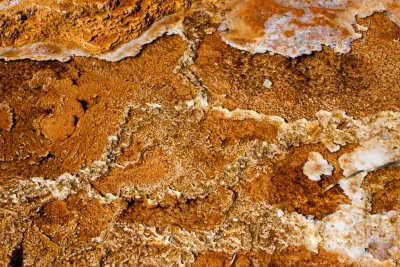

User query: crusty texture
[1,3,400,267]
[195,13,400,121]
[0,35,192,180]
[0,0,191,54]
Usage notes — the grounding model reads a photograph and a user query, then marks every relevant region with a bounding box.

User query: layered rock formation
[1,0,400,266]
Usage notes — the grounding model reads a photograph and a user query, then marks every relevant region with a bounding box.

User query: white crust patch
[303,152,334,181]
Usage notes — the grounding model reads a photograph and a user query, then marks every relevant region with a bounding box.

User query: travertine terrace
[1,0,400,266]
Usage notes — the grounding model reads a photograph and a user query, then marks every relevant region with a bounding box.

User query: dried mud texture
[1,2,400,267]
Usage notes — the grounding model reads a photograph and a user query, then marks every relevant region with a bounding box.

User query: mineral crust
[1,0,400,266]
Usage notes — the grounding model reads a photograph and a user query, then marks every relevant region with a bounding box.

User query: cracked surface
[1,1,400,266]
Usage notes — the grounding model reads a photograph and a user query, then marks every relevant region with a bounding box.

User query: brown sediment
[0,101,13,131]
[363,167,400,214]
[1,1,400,267]
[268,246,351,267]
[200,110,279,146]
[191,246,348,266]
[91,108,278,195]
[191,251,232,267]
[34,195,114,242]
[0,35,190,180]
[195,13,400,121]
[23,193,117,266]
[243,143,355,220]
[121,188,234,231]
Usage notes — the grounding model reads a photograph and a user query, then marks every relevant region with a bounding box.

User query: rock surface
[0,0,400,266]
